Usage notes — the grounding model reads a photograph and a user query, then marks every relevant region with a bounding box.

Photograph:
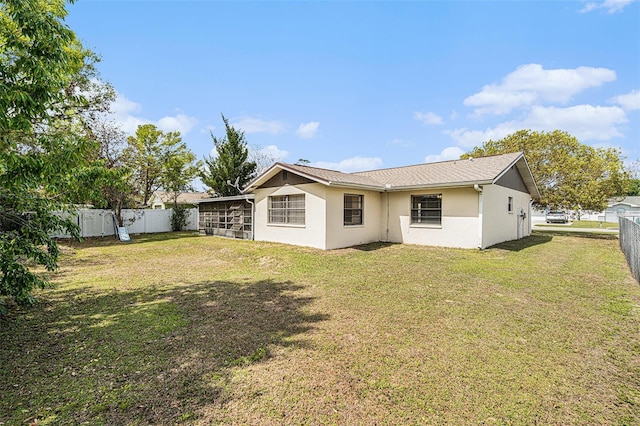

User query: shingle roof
[153,191,211,204]
[353,152,523,188]
[282,163,384,188]
[245,152,538,198]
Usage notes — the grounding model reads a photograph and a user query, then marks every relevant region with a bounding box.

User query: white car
[546,211,568,224]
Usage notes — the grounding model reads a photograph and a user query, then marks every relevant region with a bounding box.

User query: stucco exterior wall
[253,183,327,249]
[324,188,382,249]
[385,187,481,249]
[480,184,532,248]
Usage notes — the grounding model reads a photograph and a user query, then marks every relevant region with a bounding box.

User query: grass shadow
[533,229,619,241]
[488,234,553,251]
[59,231,201,249]
[0,279,328,425]
[350,242,399,252]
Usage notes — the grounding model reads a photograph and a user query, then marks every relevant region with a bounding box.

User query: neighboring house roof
[244,152,540,198]
[152,191,211,205]
[608,196,640,208]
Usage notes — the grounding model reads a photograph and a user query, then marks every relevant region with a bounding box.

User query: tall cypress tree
[201,115,257,197]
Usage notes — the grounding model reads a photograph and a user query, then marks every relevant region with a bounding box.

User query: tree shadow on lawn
[60,231,201,248]
[488,234,553,251]
[0,279,328,425]
[490,231,619,252]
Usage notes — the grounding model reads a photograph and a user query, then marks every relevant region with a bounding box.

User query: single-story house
[605,196,640,222]
[149,191,210,210]
[242,152,539,250]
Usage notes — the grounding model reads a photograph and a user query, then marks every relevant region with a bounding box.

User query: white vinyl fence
[53,208,198,238]
[619,216,640,285]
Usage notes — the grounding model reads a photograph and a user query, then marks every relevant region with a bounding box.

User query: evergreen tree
[201,115,257,196]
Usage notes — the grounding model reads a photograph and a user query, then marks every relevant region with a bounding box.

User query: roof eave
[326,181,385,191]
[387,180,495,192]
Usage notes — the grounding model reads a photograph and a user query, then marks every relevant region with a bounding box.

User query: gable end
[495,165,529,194]
[260,170,315,188]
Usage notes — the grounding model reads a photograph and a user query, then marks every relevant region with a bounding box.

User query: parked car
[546,211,569,224]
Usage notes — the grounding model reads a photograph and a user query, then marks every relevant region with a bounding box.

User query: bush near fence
[53,208,198,238]
[619,216,640,284]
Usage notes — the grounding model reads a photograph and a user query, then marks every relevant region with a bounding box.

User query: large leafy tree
[1,0,108,309]
[201,114,257,196]
[123,124,190,207]
[463,129,630,211]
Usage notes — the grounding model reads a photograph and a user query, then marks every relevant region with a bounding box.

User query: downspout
[474,184,483,249]
[528,199,534,236]
[385,184,391,242]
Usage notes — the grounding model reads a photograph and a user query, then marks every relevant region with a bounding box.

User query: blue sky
[67,0,640,175]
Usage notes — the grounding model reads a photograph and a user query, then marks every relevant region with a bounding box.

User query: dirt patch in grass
[2,232,639,425]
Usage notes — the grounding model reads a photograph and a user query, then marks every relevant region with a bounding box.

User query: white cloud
[464,64,616,115]
[525,104,627,140]
[311,156,383,173]
[112,93,142,116]
[110,92,198,135]
[258,145,289,161]
[447,104,628,146]
[231,117,286,134]
[414,111,443,125]
[424,147,466,163]
[157,114,198,134]
[610,89,640,111]
[296,121,320,139]
[446,126,519,147]
[580,0,637,13]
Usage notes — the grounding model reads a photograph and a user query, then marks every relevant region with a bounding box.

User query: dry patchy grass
[1,231,639,425]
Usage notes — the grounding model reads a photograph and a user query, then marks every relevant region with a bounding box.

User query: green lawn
[536,220,619,229]
[1,232,639,425]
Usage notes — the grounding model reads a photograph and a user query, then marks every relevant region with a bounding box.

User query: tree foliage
[627,179,640,197]
[463,129,630,211]
[123,124,198,207]
[201,115,257,197]
[1,0,109,309]
[161,139,201,206]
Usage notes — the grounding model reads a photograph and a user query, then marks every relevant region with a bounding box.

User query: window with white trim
[344,194,363,226]
[268,194,305,225]
[411,194,442,225]
[508,196,513,213]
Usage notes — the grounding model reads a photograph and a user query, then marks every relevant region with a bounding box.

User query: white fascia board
[385,180,495,192]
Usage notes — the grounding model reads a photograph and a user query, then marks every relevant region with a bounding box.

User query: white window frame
[410,194,442,226]
[508,196,514,213]
[268,194,305,225]
[344,194,363,226]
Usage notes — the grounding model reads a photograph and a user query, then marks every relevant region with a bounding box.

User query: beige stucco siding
[253,183,327,249]
[324,188,382,249]
[385,187,481,249]
[480,184,532,248]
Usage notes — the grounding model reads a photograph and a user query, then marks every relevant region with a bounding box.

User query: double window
[344,194,363,226]
[411,194,442,225]
[268,194,305,225]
